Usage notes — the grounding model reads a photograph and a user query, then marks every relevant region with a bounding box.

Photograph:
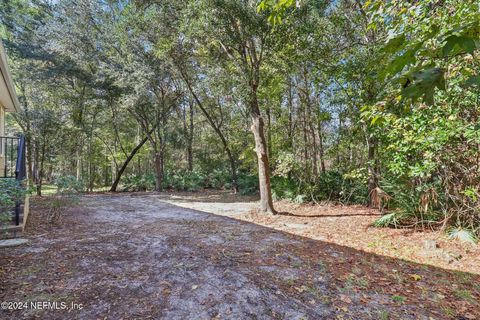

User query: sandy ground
[0,192,479,319]
[154,190,480,275]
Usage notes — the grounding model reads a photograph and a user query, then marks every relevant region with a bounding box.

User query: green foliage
[367,0,480,104]
[122,170,258,194]
[122,174,156,192]
[273,151,298,178]
[271,171,368,205]
[237,174,259,195]
[271,176,299,201]
[0,179,27,227]
[373,212,404,228]
[3,0,480,237]
[163,170,206,192]
[448,228,478,244]
[205,169,232,190]
[391,295,406,303]
[47,175,84,224]
[0,179,26,208]
[54,175,84,195]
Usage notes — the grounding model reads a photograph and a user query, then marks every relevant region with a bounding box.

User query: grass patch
[454,289,473,302]
[391,295,406,303]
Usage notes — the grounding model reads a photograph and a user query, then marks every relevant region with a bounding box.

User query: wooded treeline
[1,0,479,237]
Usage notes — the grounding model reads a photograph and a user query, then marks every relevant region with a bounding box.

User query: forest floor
[157,190,480,276]
[0,192,479,319]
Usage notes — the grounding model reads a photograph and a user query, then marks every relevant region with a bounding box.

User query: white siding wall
[0,105,4,175]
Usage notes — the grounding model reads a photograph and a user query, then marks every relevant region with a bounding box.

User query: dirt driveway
[1,193,479,319]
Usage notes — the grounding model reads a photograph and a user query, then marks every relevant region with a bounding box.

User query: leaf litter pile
[0,193,479,319]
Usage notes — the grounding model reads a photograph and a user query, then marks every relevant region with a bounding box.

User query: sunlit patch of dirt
[207,198,480,276]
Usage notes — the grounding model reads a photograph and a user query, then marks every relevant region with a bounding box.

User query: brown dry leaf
[409,274,422,281]
[339,294,352,304]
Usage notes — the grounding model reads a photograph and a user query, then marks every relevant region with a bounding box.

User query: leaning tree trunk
[251,113,276,214]
[110,129,153,192]
[224,147,239,193]
[181,75,238,193]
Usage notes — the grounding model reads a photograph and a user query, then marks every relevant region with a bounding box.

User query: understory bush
[163,170,206,191]
[122,173,156,191]
[205,169,231,189]
[366,102,480,240]
[48,175,83,223]
[0,179,27,229]
[236,173,258,195]
[373,177,479,243]
[271,170,368,205]
[122,170,258,194]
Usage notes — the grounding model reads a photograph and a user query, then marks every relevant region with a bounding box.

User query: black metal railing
[15,136,26,181]
[1,135,26,226]
[1,136,20,178]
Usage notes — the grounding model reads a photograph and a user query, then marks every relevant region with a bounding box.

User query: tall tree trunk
[250,93,276,213]
[367,135,378,207]
[266,104,272,159]
[302,105,309,173]
[309,122,318,178]
[76,146,81,181]
[154,151,164,192]
[225,147,238,194]
[287,78,294,150]
[187,102,194,171]
[251,114,275,213]
[33,141,40,195]
[36,141,46,196]
[318,121,326,174]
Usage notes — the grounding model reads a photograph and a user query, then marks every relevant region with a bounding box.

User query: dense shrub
[271,176,299,201]
[237,173,259,195]
[48,175,84,223]
[163,170,206,191]
[270,170,368,205]
[54,175,84,194]
[0,179,27,228]
[205,169,231,189]
[366,102,480,239]
[122,170,252,193]
[119,169,367,204]
[122,173,156,191]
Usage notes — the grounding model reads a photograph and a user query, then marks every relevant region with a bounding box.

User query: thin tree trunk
[154,151,164,192]
[367,135,378,207]
[266,104,272,159]
[181,74,238,192]
[187,102,194,171]
[225,147,238,194]
[76,146,81,181]
[318,121,326,173]
[287,79,294,150]
[37,142,46,196]
[303,105,309,173]
[310,122,318,178]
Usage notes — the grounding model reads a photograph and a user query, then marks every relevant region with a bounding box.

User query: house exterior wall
[0,104,4,136]
[0,104,4,176]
